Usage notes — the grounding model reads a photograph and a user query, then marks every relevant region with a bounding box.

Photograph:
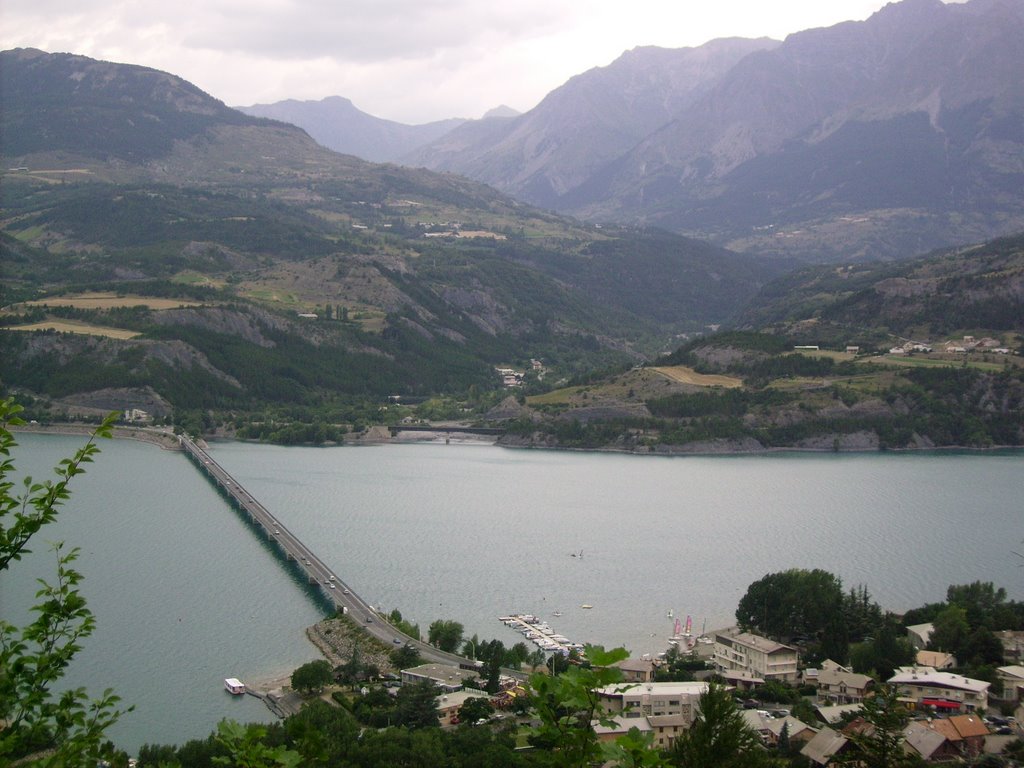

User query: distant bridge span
[388,425,505,437]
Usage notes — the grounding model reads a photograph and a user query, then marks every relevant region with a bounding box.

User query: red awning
[921,699,960,709]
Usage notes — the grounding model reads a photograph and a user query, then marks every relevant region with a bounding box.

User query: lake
[6,432,1024,754]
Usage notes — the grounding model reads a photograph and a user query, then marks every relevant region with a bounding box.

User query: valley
[2,14,1023,453]
[4,3,1024,764]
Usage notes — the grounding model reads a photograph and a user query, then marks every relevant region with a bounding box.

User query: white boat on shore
[224,677,246,695]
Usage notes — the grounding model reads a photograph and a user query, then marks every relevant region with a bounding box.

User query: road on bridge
[177,434,488,672]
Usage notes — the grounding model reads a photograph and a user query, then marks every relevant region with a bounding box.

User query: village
[886,336,1014,357]
[350,619,1024,764]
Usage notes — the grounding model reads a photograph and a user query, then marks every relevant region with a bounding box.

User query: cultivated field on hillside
[5,320,141,339]
[649,366,743,388]
[861,355,1010,372]
[19,293,202,310]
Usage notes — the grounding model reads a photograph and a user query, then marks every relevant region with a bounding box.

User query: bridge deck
[177,435,485,672]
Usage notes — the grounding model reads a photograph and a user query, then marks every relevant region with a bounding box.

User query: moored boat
[224,677,246,695]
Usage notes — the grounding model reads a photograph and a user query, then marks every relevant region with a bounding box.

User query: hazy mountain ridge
[235,95,467,163]
[405,0,1024,262]
[401,38,779,210]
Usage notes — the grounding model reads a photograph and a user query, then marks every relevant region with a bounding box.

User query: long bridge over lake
[177,434,483,672]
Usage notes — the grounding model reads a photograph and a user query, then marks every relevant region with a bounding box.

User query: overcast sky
[2,0,933,124]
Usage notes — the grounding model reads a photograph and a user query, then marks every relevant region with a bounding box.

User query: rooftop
[801,726,849,765]
[817,668,873,689]
[596,681,708,698]
[716,631,796,655]
[403,663,476,684]
[888,666,990,694]
[998,665,1024,679]
[435,688,489,710]
[593,715,654,736]
[916,650,955,668]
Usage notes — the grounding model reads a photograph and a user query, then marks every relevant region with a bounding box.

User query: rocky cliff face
[402,37,778,210]
[404,0,1024,261]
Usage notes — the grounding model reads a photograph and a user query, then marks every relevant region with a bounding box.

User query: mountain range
[245,0,1024,263]
[235,95,468,163]
[0,42,1021,451]
[0,46,782,423]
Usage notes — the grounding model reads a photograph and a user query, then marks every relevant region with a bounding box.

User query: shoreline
[11,423,182,450]
[12,422,1024,457]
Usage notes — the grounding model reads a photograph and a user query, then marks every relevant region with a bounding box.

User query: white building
[596,681,708,724]
[401,663,477,693]
[714,631,799,683]
[887,666,989,713]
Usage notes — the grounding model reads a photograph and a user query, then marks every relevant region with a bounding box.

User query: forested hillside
[493,235,1024,453]
[0,48,778,431]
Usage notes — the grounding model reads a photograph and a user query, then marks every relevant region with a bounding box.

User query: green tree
[960,626,1004,666]
[776,721,791,756]
[475,639,506,694]
[290,659,333,695]
[654,645,702,683]
[393,680,441,729]
[283,700,359,766]
[462,633,481,659]
[833,687,921,768]
[946,582,1009,629]
[790,697,818,726]
[213,719,300,768]
[928,605,970,658]
[0,400,130,766]
[388,609,421,641]
[603,726,669,768]
[428,619,465,653]
[528,645,646,768]
[669,681,770,768]
[736,569,851,655]
[391,643,422,670]
[849,619,915,680]
[336,643,363,687]
[457,696,494,725]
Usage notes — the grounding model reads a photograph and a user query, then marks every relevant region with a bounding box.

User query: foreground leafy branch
[0,397,131,766]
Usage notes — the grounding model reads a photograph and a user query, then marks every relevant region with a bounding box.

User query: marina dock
[499,614,585,654]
